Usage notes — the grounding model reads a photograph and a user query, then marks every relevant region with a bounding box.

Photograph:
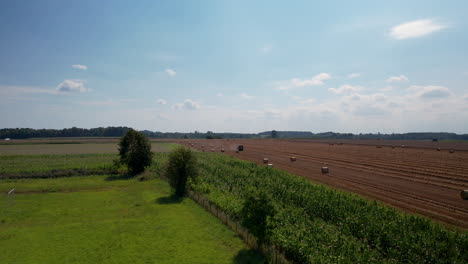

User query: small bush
[166,146,198,197]
[118,129,153,175]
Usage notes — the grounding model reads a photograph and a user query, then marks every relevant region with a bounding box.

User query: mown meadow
[0,143,264,264]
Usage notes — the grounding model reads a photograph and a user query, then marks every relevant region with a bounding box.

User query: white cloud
[240,93,255,100]
[216,93,224,97]
[408,85,452,99]
[56,79,89,93]
[172,99,200,110]
[276,73,331,90]
[165,69,176,77]
[386,75,408,83]
[329,84,364,94]
[72,64,88,70]
[390,19,446,39]
[347,73,361,79]
[156,99,167,105]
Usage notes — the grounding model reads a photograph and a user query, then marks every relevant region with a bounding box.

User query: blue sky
[1,0,468,133]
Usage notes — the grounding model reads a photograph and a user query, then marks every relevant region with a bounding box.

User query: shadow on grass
[156,194,183,204]
[105,174,135,181]
[232,249,265,264]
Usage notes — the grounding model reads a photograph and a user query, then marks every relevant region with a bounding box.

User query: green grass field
[0,175,263,264]
[0,141,264,263]
[0,142,178,155]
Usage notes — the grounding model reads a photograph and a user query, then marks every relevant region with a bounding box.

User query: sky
[1,0,468,133]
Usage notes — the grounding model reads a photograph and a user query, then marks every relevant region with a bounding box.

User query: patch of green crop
[0,154,117,177]
[190,152,468,264]
[0,175,264,264]
[0,143,180,179]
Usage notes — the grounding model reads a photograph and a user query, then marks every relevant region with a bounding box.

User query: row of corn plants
[187,152,468,263]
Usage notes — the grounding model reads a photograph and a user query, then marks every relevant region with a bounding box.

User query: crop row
[191,152,468,263]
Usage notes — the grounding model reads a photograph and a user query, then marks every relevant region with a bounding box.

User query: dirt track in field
[175,139,468,229]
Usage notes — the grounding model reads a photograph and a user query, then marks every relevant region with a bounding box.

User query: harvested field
[176,139,468,229]
[290,138,468,151]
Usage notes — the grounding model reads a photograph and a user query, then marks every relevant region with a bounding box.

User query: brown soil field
[175,139,468,229]
[291,139,468,151]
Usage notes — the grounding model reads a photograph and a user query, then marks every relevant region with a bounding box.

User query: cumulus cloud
[72,64,88,70]
[390,19,446,39]
[329,84,364,94]
[386,75,408,83]
[156,99,167,105]
[172,99,200,110]
[216,93,224,97]
[408,85,452,99]
[276,73,331,90]
[240,93,255,100]
[165,69,176,77]
[347,73,361,79]
[56,79,89,93]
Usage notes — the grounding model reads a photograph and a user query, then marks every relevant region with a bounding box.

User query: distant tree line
[1,127,468,141]
[0,127,132,139]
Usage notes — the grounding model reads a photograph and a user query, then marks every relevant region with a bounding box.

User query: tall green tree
[118,129,153,175]
[166,146,198,197]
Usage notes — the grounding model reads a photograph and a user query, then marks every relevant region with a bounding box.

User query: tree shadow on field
[232,249,265,264]
[156,194,183,204]
[105,173,134,181]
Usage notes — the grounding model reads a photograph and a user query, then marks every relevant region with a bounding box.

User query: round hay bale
[321,167,329,174]
[391,145,395,149]
[437,147,441,151]
[461,190,468,200]
[263,158,269,164]
[267,163,273,168]
[221,149,225,152]
[376,146,382,148]
[211,148,215,152]
[290,156,296,162]
[449,149,455,154]
[401,145,406,148]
